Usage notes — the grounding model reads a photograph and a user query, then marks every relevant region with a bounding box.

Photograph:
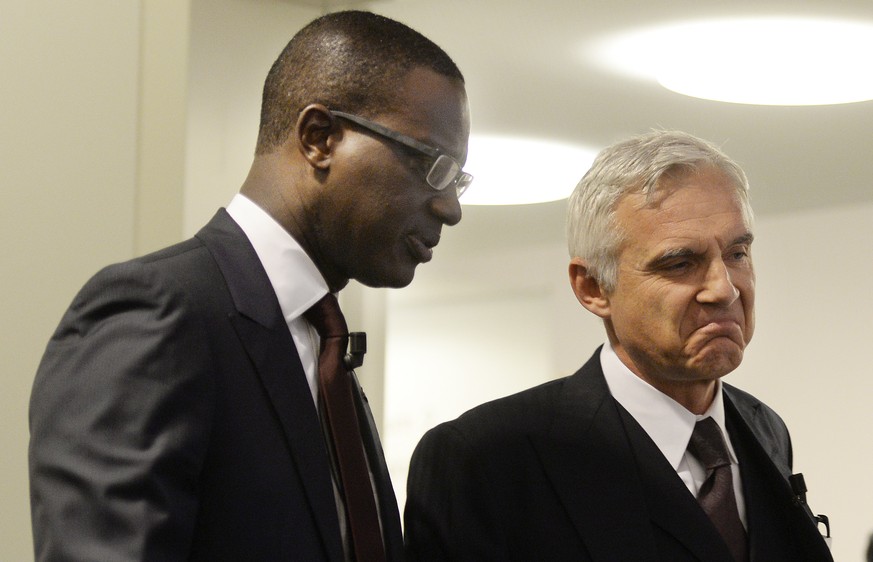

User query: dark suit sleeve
[404,422,510,562]
[29,261,215,561]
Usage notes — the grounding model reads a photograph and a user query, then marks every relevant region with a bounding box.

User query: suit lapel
[350,372,404,561]
[617,406,735,562]
[531,354,660,561]
[724,394,833,562]
[197,210,344,562]
[532,352,735,561]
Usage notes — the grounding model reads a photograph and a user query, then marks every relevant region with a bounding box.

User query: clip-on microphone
[344,332,367,370]
[789,473,831,541]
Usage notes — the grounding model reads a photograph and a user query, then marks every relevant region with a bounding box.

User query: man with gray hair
[404,130,832,561]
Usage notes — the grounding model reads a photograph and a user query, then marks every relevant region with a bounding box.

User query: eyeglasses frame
[330,110,472,196]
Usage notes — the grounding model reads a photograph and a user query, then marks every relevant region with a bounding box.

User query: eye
[416,156,434,175]
[666,260,692,272]
[656,259,694,275]
[726,248,750,262]
[399,150,431,175]
[650,251,697,275]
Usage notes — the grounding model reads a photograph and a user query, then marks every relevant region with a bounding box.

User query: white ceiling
[282,0,873,267]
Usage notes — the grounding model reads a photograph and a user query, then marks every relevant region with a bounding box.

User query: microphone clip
[789,473,831,539]
[344,332,367,370]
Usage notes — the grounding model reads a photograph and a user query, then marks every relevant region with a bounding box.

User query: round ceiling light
[461,135,596,205]
[592,17,873,106]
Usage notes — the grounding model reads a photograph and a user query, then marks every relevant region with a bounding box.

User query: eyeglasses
[331,110,473,197]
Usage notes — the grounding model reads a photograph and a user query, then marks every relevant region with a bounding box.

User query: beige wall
[1,1,189,559]
[4,1,872,561]
[183,0,316,235]
[2,3,139,560]
[738,203,873,560]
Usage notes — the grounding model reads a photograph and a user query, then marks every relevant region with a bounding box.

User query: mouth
[694,319,744,345]
[406,234,438,263]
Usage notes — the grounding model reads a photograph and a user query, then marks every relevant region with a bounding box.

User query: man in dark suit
[29,10,471,561]
[405,131,832,561]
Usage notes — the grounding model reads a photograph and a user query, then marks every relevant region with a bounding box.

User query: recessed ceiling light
[461,135,596,205]
[592,17,873,106]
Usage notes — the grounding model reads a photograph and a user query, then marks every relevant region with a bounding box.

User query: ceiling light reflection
[462,135,596,205]
[592,17,873,106]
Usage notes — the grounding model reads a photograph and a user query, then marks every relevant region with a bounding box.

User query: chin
[387,277,414,289]
[690,352,743,379]
[357,269,416,289]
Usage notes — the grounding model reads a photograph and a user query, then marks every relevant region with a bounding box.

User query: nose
[698,259,740,305]
[430,189,462,226]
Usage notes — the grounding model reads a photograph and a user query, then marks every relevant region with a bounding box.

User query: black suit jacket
[405,350,832,561]
[29,210,403,561]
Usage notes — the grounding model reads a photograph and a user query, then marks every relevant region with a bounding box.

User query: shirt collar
[226,194,328,323]
[600,340,733,470]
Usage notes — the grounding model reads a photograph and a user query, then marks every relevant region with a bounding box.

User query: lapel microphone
[344,332,367,370]
[789,473,831,545]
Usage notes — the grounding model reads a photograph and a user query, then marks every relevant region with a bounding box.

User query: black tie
[687,417,749,562]
[305,294,386,562]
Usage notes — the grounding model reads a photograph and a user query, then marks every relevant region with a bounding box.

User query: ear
[295,103,341,171]
[568,257,611,319]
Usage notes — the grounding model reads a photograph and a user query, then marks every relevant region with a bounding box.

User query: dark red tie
[687,417,749,562]
[305,294,385,562]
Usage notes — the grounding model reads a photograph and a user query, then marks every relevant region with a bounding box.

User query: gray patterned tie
[687,417,749,562]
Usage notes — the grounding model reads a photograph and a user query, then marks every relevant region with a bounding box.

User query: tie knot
[688,417,731,470]
[304,293,348,339]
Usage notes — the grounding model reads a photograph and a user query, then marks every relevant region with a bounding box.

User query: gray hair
[566,130,752,292]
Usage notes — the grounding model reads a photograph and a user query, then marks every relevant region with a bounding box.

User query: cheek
[611,291,661,338]
[361,202,417,259]
[745,313,756,343]
[671,291,706,338]
[742,287,756,340]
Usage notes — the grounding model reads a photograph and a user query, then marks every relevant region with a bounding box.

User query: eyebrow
[732,232,755,247]
[648,232,755,269]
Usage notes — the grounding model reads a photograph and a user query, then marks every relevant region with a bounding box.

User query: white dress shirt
[226,194,371,559]
[600,340,747,527]
[226,193,329,405]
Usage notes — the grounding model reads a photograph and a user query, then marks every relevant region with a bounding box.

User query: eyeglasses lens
[454,174,472,197]
[426,155,459,191]
[425,155,473,197]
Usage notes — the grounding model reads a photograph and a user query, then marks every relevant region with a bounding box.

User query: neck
[240,154,349,293]
[657,380,718,415]
[628,364,718,414]
[608,339,718,415]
